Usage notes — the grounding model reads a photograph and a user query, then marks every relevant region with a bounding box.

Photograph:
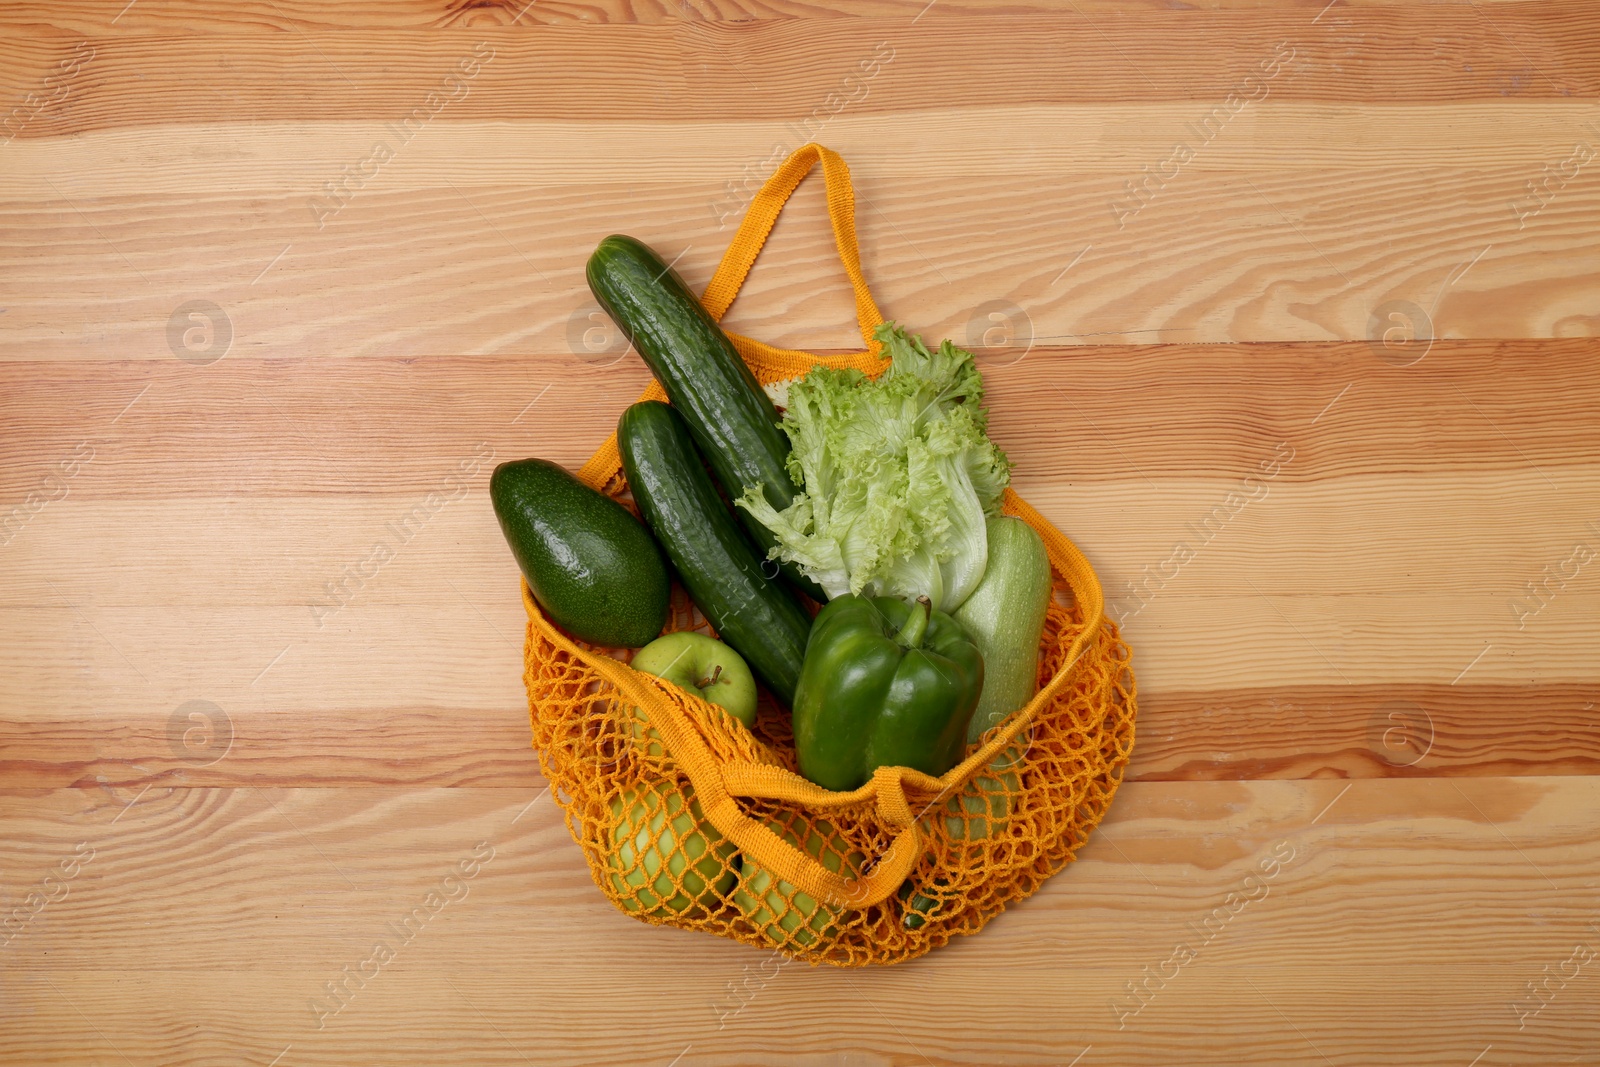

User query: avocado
[490,458,670,648]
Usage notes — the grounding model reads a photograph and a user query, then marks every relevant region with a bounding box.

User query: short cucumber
[617,400,811,707]
[587,234,824,601]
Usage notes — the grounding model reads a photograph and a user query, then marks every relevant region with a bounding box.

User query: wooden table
[4,2,1597,1063]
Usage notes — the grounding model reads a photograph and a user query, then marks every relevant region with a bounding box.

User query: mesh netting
[522,473,1136,966]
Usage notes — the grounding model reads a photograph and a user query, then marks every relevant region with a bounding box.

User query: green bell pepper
[792,594,984,792]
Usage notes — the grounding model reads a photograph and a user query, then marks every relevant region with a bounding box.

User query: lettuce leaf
[735,321,1011,611]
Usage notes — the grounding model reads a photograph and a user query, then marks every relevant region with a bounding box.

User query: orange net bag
[522,144,1137,966]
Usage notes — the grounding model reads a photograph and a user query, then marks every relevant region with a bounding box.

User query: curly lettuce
[736,321,1011,612]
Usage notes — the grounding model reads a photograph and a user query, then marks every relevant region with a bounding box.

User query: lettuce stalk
[736,321,1011,612]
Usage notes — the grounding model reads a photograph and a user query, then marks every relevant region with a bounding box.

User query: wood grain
[3,779,1597,1064]
[4,0,1599,1063]
[7,7,1600,130]
[5,342,1597,497]
[4,159,1597,358]
[0,0,1580,36]
[1,341,1596,796]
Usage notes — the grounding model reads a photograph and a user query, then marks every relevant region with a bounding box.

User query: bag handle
[573,143,884,492]
[701,143,886,353]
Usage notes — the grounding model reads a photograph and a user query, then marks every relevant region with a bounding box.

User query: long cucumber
[617,400,811,707]
[587,234,824,600]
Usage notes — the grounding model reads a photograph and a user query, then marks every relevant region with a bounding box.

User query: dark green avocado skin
[490,458,670,648]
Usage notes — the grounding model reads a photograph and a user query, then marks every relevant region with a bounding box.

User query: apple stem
[697,665,723,689]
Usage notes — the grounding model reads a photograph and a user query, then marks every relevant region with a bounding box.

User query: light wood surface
[3,2,1597,1064]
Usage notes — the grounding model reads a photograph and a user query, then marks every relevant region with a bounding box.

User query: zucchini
[617,400,811,707]
[954,516,1053,742]
[587,234,824,600]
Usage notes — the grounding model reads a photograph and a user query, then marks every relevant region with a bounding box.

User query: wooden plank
[2,476,1596,601]
[2,343,1597,496]
[1133,684,1600,779]
[6,6,1600,122]
[0,0,1576,36]
[1,778,1595,1064]
[4,155,1596,356]
[5,680,1599,789]
[0,588,1550,694]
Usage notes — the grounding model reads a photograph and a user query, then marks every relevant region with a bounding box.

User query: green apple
[606,781,736,917]
[734,818,863,950]
[631,632,757,727]
[938,744,1024,842]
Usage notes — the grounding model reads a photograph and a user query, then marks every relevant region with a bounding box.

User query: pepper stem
[894,596,932,650]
